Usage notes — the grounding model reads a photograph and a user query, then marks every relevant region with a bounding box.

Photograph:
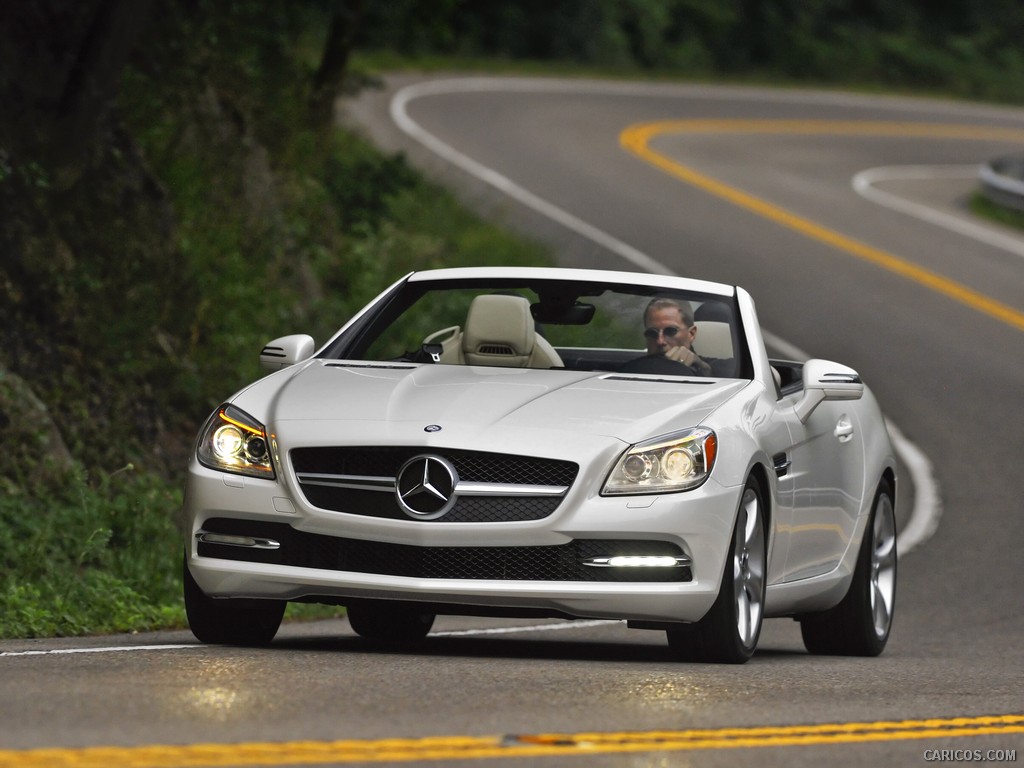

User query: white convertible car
[181,266,897,663]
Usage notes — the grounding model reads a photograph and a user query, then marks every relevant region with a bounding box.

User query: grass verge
[969,191,1024,231]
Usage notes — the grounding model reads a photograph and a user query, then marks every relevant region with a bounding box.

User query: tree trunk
[51,0,154,187]
[309,0,365,128]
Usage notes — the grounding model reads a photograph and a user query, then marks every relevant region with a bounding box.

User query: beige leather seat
[459,294,562,368]
[693,320,732,360]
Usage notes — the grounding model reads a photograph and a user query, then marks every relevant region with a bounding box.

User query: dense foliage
[360,0,1024,102]
[0,1,549,636]
[2,0,1022,638]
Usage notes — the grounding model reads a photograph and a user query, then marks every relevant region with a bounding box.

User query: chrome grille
[297,487,562,522]
[290,447,578,523]
[291,447,577,485]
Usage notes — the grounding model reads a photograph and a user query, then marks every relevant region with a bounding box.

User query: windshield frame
[318,276,754,380]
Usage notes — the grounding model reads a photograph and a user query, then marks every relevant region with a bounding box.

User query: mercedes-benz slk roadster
[181,266,897,663]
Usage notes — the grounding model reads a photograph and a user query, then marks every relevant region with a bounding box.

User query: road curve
[2,75,1022,768]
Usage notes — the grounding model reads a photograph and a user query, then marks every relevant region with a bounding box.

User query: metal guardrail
[979,155,1024,212]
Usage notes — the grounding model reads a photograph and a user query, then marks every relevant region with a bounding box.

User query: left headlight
[196,404,275,479]
[602,427,716,495]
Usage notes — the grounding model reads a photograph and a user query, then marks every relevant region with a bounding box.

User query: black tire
[346,601,435,646]
[800,480,897,656]
[183,554,285,645]
[667,478,766,664]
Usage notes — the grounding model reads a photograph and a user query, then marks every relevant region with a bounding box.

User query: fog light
[197,532,281,550]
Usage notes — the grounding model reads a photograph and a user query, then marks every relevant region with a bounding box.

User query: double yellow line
[3,714,1021,766]
[619,119,1024,333]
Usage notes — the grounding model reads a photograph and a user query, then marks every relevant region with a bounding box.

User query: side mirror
[794,359,864,423]
[259,335,315,371]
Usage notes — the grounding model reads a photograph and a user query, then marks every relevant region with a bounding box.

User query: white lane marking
[852,165,1024,259]
[0,623,622,658]
[390,83,672,276]
[759,329,808,362]
[884,420,943,555]
[391,77,943,559]
[388,75,1024,121]
[431,620,620,638]
[0,644,199,658]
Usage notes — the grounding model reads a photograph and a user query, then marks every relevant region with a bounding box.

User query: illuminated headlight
[603,427,716,495]
[196,404,275,479]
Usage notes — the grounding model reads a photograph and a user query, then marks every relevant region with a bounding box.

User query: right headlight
[196,404,275,479]
[602,427,717,495]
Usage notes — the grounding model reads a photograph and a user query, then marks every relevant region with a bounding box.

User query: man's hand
[665,346,712,375]
[664,345,697,366]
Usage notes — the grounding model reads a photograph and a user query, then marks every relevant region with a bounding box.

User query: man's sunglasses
[644,326,684,340]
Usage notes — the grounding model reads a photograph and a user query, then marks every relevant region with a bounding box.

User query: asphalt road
[2,76,1022,767]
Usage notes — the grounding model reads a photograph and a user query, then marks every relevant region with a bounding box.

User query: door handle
[834,418,854,442]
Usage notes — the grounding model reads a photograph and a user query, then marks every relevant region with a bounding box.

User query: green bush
[0,467,184,637]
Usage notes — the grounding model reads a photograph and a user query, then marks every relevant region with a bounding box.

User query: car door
[776,395,867,583]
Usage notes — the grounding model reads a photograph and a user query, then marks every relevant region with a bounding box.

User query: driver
[642,297,712,376]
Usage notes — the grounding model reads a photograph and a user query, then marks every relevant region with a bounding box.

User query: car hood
[238,360,748,446]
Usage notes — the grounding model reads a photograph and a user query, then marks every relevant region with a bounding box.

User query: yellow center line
[619,119,1024,333]
[1,714,1021,767]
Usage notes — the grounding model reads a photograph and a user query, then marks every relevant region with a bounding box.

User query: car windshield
[321,277,752,380]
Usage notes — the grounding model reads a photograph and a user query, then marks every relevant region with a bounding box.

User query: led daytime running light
[218,409,264,435]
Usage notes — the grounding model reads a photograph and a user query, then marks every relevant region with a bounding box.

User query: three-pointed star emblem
[395,455,459,519]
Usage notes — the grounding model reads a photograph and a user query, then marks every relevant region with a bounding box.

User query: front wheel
[183,554,285,645]
[667,478,766,664]
[800,480,897,656]
[346,601,435,646]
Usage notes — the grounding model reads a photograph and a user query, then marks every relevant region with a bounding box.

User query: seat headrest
[694,301,731,323]
[694,320,733,359]
[463,294,536,367]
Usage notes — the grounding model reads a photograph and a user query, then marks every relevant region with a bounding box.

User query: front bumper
[181,458,743,625]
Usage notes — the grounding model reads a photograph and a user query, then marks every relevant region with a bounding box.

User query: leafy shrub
[0,467,184,637]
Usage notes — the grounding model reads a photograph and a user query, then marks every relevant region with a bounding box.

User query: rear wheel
[346,601,435,645]
[667,478,766,664]
[800,480,897,656]
[183,555,285,645]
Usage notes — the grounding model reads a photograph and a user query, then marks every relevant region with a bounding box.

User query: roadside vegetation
[3,0,1023,639]
[970,193,1024,231]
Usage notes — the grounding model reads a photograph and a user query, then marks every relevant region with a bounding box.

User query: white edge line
[393,79,941,560]
[390,82,673,276]
[431,619,620,638]
[758,329,808,362]
[388,75,1024,121]
[0,644,199,658]
[884,420,943,556]
[0,624,623,658]
[852,165,1024,259]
